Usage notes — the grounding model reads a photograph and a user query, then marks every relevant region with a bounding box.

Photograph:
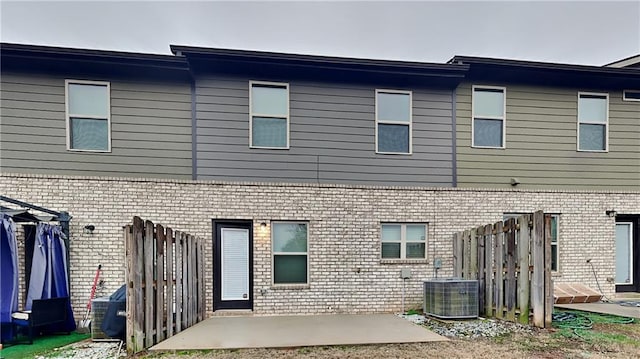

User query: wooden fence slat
[133,217,145,353]
[175,231,183,333]
[181,232,188,329]
[477,226,486,315]
[484,223,493,317]
[156,224,166,342]
[518,215,531,325]
[453,232,462,277]
[532,210,545,328]
[505,218,517,321]
[494,221,504,319]
[470,228,479,280]
[463,230,471,278]
[125,225,135,354]
[200,236,206,318]
[189,235,195,327]
[166,227,174,338]
[544,214,553,328]
[144,220,155,348]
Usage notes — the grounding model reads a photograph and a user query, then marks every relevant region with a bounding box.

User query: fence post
[532,210,545,328]
[484,223,494,317]
[133,217,145,353]
[166,227,174,338]
[155,224,166,342]
[477,226,486,315]
[181,232,188,329]
[505,218,517,321]
[125,225,134,355]
[494,221,504,319]
[453,232,462,277]
[517,215,531,325]
[175,231,183,333]
[144,221,155,348]
[470,228,479,279]
[544,214,553,328]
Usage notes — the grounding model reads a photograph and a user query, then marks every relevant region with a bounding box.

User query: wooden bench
[11,297,70,344]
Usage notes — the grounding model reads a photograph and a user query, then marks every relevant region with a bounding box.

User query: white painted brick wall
[1,173,638,318]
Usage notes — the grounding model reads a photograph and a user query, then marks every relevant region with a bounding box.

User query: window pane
[68,84,108,117]
[579,123,606,151]
[381,224,401,242]
[551,244,558,272]
[550,216,558,244]
[252,85,287,116]
[624,91,640,100]
[473,89,504,118]
[252,117,287,147]
[273,255,307,284]
[377,92,410,122]
[579,95,606,122]
[70,118,108,150]
[406,225,425,242]
[378,124,409,153]
[273,223,307,252]
[406,243,425,258]
[474,119,503,147]
[381,243,401,258]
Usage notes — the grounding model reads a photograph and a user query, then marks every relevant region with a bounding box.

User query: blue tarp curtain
[26,223,76,332]
[0,215,19,341]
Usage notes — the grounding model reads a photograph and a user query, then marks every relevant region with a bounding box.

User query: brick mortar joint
[1,172,639,195]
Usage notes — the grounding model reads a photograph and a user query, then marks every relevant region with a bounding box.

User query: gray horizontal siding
[456,82,640,190]
[195,75,454,185]
[0,72,192,179]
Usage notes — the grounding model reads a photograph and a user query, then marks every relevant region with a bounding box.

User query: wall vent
[423,279,479,319]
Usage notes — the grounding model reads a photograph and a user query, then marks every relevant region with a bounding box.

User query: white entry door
[221,228,250,301]
[615,223,633,285]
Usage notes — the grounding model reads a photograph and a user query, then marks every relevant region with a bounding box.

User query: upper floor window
[578,93,608,152]
[272,222,308,285]
[623,90,640,102]
[381,223,427,259]
[376,90,412,154]
[250,81,289,149]
[472,86,506,148]
[65,80,111,152]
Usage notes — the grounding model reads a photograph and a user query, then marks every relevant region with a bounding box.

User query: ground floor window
[381,223,427,259]
[272,222,308,284]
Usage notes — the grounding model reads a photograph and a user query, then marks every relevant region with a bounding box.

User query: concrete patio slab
[555,302,640,319]
[150,314,447,350]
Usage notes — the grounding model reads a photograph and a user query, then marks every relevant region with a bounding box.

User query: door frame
[615,215,640,293]
[212,219,253,310]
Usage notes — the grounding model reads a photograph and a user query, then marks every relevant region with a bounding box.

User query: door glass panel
[221,228,249,301]
[615,223,632,284]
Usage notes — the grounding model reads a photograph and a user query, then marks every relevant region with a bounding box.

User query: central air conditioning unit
[91,297,119,341]
[423,279,479,319]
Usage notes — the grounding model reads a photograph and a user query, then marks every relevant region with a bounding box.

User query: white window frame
[271,221,309,286]
[471,85,506,149]
[249,80,290,149]
[622,90,640,102]
[380,223,427,260]
[577,92,609,152]
[65,79,111,152]
[375,89,413,155]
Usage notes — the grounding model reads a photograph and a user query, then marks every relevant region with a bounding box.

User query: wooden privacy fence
[125,217,205,354]
[453,210,553,328]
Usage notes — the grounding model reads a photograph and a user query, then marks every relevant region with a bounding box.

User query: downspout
[451,88,457,188]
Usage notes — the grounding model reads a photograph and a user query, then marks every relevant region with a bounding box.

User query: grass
[1,332,90,359]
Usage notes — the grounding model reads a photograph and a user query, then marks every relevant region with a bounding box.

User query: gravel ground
[398,313,535,338]
[37,340,125,359]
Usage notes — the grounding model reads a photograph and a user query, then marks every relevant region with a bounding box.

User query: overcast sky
[1,1,638,66]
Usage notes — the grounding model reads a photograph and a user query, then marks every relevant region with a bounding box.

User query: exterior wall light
[84,225,95,234]
[605,210,617,218]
